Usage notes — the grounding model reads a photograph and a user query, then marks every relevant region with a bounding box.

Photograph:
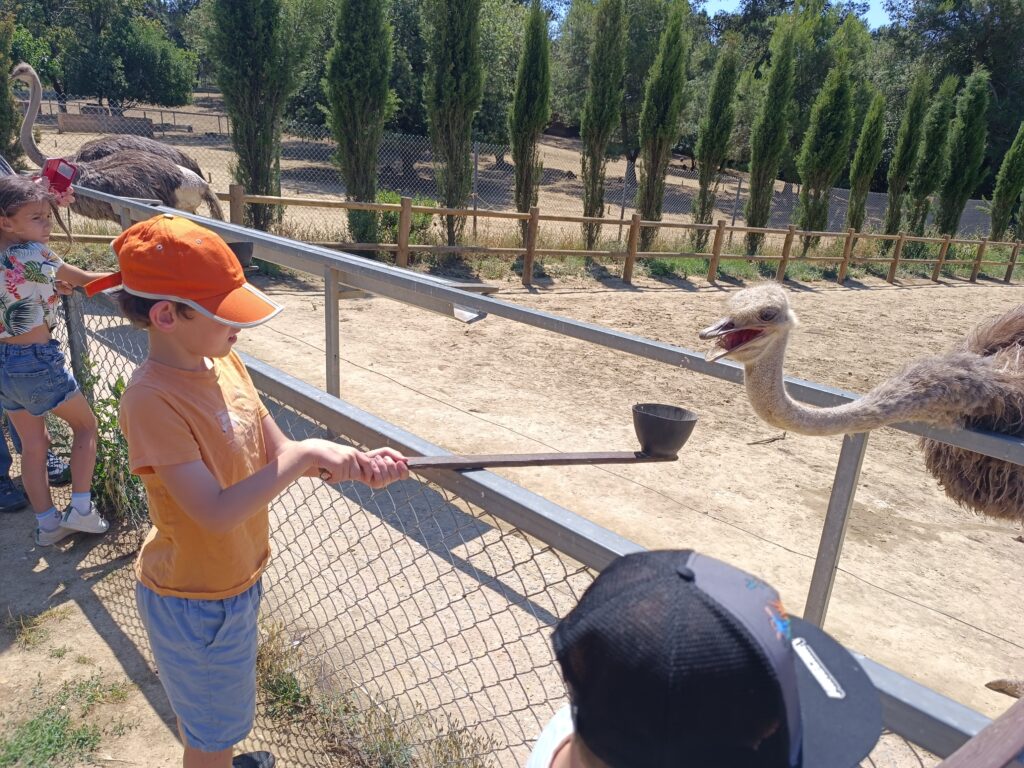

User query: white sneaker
[35,524,75,546]
[61,503,109,534]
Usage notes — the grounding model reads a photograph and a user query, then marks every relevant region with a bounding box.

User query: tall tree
[845,90,885,234]
[388,0,429,135]
[550,0,595,129]
[796,55,854,252]
[935,67,990,236]
[692,38,740,251]
[510,0,551,241]
[990,121,1024,242]
[744,19,796,255]
[620,0,669,186]
[325,0,395,245]
[579,0,625,248]
[881,68,930,242]
[425,0,484,245]
[473,0,527,152]
[887,0,1024,197]
[636,0,690,250]
[905,75,958,237]
[0,13,23,169]
[208,0,308,230]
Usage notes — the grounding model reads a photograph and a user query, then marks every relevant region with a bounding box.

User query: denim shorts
[0,341,79,416]
[136,580,263,753]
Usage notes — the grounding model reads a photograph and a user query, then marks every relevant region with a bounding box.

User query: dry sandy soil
[2,265,1022,766]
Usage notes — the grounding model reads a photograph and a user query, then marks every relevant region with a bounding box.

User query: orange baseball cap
[85,214,282,327]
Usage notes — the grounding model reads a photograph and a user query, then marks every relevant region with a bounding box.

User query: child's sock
[35,507,61,532]
[71,492,92,515]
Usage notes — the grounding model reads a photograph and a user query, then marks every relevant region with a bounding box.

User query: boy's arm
[56,262,110,287]
[153,437,404,534]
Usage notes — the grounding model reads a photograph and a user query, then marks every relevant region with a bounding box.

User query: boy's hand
[55,280,74,296]
[306,441,408,488]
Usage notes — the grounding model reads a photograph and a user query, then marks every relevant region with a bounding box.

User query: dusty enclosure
[232,269,1024,727]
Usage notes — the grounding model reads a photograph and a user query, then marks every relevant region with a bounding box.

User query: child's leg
[6,409,52,513]
[48,392,97,495]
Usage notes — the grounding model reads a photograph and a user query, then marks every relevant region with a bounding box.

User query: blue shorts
[0,340,79,416]
[136,580,263,753]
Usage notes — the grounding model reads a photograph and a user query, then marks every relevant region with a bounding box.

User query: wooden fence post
[229,183,245,226]
[622,213,641,284]
[931,235,952,282]
[1004,240,1021,283]
[775,225,796,282]
[886,234,905,283]
[837,228,854,284]
[522,206,539,287]
[969,237,988,282]
[706,219,726,282]
[396,196,412,268]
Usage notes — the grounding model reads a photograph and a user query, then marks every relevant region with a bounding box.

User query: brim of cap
[790,617,882,767]
[84,274,283,328]
[85,272,123,297]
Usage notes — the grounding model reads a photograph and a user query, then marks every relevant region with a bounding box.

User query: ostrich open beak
[699,318,766,362]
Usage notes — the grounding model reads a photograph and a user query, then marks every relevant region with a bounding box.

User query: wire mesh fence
[18,93,995,247]
[2,287,949,766]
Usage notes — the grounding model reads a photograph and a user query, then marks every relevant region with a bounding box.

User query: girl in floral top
[0,175,111,546]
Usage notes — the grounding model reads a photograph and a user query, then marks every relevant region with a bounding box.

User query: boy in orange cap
[87,215,408,768]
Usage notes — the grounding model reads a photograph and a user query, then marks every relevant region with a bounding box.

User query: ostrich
[10,65,222,222]
[11,63,206,176]
[699,282,1024,698]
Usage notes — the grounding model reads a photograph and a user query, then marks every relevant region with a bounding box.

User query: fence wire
[0,287,945,766]
[19,93,995,246]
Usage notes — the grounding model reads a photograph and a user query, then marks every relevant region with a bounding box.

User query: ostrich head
[9,62,37,87]
[698,283,798,364]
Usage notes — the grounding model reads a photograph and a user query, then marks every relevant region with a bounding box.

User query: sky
[701,0,892,28]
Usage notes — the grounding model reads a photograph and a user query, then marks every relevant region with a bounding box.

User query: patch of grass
[256,621,494,767]
[5,607,73,651]
[48,647,68,660]
[73,655,93,666]
[0,675,129,767]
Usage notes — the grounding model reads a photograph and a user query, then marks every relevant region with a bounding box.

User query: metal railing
[65,185,1024,765]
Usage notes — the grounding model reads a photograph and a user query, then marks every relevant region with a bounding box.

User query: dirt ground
[1,268,1022,767]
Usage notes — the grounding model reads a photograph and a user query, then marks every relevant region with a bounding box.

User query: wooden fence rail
[59,184,1023,289]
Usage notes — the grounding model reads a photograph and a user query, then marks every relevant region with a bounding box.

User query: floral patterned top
[0,242,63,339]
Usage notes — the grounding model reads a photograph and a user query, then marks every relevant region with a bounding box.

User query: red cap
[85,215,281,327]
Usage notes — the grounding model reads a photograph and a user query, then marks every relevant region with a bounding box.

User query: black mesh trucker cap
[552,550,882,768]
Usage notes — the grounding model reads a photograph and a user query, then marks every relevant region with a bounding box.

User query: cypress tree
[795,56,854,252]
[0,14,22,170]
[989,121,1024,241]
[844,90,885,233]
[881,69,930,243]
[510,0,550,243]
[579,0,625,249]
[209,0,304,231]
[692,38,740,252]
[425,0,484,246]
[636,0,690,251]
[935,68,990,236]
[906,75,959,238]
[744,21,796,255]
[325,0,394,246]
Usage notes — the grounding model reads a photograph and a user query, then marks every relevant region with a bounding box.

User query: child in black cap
[528,549,882,768]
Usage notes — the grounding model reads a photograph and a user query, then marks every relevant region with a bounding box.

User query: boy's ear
[148,300,179,331]
[0,216,13,233]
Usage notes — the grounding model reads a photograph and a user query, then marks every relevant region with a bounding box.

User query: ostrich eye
[758,308,778,322]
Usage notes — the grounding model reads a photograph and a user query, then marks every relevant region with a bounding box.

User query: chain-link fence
[18,93,994,244]
[7,284,953,767]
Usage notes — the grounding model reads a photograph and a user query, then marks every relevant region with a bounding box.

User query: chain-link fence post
[62,292,91,404]
[473,142,479,239]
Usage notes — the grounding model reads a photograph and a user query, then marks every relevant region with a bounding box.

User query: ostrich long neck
[743,332,968,435]
[18,71,49,168]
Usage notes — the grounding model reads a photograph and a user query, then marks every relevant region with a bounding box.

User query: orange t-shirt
[119,350,272,599]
